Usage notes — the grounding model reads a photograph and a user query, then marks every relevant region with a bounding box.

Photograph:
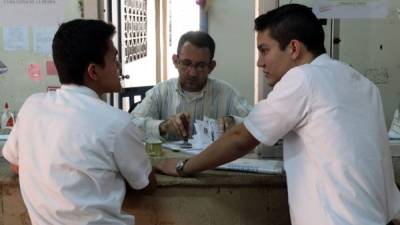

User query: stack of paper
[191,116,221,149]
[388,109,400,140]
[162,141,284,174]
[0,134,8,157]
[0,134,8,141]
[217,158,283,174]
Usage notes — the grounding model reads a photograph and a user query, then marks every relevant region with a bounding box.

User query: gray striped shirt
[131,78,252,140]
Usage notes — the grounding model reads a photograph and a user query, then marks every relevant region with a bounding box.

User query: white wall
[0,2,81,113]
[207,0,257,105]
[338,3,400,126]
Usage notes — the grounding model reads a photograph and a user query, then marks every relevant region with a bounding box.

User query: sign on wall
[312,0,388,18]
[0,0,66,26]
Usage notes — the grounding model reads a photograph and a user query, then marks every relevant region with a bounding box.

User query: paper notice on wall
[46,60,57,75]
[33,27,57,54]
[0,1,66,26]
[3,26,29,51]
[47,86,60,92]
[27,63,43,82]
[312,0,388,19]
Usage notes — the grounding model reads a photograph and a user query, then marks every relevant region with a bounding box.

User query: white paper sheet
[192,116,222,149]
[389,109,400,140]
[33,27,57,54]
[0,134,7,157]
[162,141,284,174]
[0,135,8,141]
[3,26,29,51]
[312,0,388,19]
[0,1,66,26]
[217,158,283,174]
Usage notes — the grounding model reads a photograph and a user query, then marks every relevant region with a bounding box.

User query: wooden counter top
[0,151,286,187]
[1,148,400,187]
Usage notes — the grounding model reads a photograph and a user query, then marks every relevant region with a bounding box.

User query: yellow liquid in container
[145,138,163,157]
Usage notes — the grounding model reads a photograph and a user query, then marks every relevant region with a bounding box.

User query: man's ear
[87,63,97,81]
[172,54,179,68]
[288,40,302,60]
[208,60,216,73]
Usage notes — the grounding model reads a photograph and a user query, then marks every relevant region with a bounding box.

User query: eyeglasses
[178,59,210,72]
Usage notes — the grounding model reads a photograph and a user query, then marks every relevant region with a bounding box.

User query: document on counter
[0,134,8,157]
[0,134,8,141]
[162,140,203,153]
[218,158,283,174]
[163,141,284,174]
[388,108,400,140]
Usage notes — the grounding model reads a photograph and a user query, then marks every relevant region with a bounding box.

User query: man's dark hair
[254,4,326,56]
[52,19,115,85]
[177,31,216,60]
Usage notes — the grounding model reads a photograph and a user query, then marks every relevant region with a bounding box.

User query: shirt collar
[310,53,330,66]
[60,84,100,99]
[175,78,210,96]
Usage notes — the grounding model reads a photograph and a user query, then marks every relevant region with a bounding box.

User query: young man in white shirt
[3,19,156,225]
[156,4,400,225]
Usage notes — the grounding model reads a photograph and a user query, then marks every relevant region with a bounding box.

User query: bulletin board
[0,1,82,114]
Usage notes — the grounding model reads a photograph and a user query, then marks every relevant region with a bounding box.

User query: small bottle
[1,102,15,129]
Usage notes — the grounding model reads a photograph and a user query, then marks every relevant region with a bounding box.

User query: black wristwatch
[176,159,189,177]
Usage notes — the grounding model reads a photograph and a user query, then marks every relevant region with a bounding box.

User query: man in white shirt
[132,31,252,141]
[3,19,156,225]
[156,4,400,225]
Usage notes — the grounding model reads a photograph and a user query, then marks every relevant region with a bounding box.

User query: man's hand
[154,158,180,176]
[159,112,191,138]
[218,116,235,132]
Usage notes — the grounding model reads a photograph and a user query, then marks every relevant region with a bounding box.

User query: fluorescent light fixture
[0,60,8,75]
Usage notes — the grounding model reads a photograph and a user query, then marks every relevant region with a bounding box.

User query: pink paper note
[27,64,43,81]
[46,60,57,75]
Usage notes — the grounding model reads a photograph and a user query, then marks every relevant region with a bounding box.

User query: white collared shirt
[244,54,400,225]
[3,85,152,225]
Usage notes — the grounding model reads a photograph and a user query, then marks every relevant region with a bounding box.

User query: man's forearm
[182,124,259,175]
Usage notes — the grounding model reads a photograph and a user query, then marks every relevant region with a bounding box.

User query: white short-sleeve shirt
[3,85,152,225]
[244,54,400,225]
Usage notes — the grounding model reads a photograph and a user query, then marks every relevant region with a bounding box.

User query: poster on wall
[33,26,57,54]
[312,0,388,19]
[2,26,29,51]
[0,0,66,26]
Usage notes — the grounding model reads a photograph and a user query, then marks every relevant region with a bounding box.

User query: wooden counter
[1,147,400,225]
[122,151,289,225]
